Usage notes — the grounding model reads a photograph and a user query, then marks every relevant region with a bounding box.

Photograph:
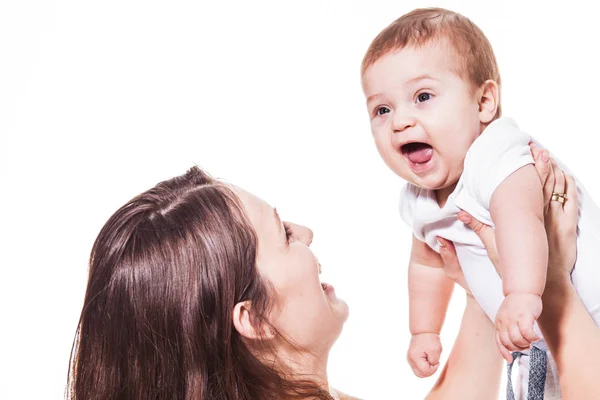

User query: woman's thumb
[458,211,495,250]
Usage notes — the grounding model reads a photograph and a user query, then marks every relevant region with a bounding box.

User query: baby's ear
[232,301,276,340]
[477,80,500,124]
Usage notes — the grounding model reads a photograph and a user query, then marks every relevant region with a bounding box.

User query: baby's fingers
[508,324,530,349]
[496,330,513,363]
[411,357,438,378]
[499,327,522,353]
[427,348,441,366]
[518,319,540,343]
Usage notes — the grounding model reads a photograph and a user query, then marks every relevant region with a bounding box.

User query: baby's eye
[376,106,391,116]
[416,93,433,103]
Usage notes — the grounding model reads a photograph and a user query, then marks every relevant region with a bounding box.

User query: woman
[67,167,351,399]
[68,147,598,399]
[428,146,600,399]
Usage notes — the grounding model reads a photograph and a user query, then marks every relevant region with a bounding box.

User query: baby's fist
[407,333,442,378]
[495,293,542,362]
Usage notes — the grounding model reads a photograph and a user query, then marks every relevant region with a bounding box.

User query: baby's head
[361,8,501,191]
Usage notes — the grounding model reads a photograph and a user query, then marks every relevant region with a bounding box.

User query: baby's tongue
[406,144,433,164]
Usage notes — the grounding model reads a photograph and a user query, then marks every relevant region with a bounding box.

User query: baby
[361,7,600,397]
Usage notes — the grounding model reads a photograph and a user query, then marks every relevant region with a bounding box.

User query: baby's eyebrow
[405,74,438,85]
[366,93,383,104]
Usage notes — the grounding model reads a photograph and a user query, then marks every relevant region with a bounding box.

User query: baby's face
[362,40,483,191]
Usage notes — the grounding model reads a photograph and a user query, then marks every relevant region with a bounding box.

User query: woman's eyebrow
[273,207,283,233]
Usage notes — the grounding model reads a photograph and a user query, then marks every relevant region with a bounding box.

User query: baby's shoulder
[461,118,534,208]
[465,117,530,167]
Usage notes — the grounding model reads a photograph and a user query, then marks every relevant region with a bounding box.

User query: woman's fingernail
[436,236,446,248]
[457,212,472,224]
[542,150,550,163]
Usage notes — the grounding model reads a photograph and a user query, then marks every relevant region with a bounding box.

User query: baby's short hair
[362,7,502,116]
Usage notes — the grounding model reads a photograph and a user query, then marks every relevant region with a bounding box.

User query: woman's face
[234,187,349,355]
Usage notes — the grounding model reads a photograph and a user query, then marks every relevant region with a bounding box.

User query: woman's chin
[332,298,350,324]
[321,282,349,325]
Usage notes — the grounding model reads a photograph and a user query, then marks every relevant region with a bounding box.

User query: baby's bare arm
[490,164,547,297]
[490,164,547,358]
[409,235,454,334]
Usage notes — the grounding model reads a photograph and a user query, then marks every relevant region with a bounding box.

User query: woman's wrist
[541,273,575,321]
[543,271,573,295]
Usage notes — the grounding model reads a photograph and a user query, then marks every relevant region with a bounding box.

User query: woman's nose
[288,222,313,246]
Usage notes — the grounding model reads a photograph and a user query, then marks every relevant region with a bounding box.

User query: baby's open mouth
[401,142,433,164]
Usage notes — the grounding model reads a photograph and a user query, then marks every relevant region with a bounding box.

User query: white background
[1,1,598,399]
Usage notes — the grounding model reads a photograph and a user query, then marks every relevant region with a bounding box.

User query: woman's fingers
[438,237,471,293]
[542,157,556,210]
[549,159,566,211]
[457,211,499,269]
[563,174,578,218]
[529,142,543,161]
[531,144,550,186]
[545,171,579,278]
[457,212,493,246]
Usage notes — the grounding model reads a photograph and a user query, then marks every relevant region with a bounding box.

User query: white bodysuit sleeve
[461,118,535,210]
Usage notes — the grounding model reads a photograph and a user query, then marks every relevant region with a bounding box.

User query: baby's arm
[490,164,546,360]
[407,235,455,377]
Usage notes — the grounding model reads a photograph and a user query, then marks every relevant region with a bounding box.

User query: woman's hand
[436,211,499,293]
[436,145,600,399]
[439,143,578,290]
[529,144,578,284]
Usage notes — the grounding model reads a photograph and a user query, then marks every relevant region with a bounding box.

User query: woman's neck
[271,346,330,390]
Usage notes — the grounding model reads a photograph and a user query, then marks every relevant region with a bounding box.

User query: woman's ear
[232,301,276,340]
[478,80,500,124]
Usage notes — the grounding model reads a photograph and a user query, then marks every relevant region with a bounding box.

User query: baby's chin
[403,171,458,191]
[392,154,455,188]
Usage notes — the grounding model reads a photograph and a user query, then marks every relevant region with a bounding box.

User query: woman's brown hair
[67,166,333,399]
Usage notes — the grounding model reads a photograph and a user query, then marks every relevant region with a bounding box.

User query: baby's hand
[407,333,442,377]
[495,293,542,362]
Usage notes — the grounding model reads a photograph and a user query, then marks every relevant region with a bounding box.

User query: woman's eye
[376,106,390,116]
[416,93,432,103]
[284,223,293,243]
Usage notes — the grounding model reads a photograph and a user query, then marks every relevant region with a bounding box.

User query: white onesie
[400,117,600,399]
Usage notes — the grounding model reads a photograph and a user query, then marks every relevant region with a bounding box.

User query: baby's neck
[435,183,457,208]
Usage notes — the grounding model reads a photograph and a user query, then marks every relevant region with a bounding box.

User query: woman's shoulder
[332,388,363,400]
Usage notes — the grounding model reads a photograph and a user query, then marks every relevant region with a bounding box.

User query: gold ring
[551,193,566,204]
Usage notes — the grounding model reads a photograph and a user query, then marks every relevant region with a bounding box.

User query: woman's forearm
[539,278,600,399]
[427,293,503,400]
